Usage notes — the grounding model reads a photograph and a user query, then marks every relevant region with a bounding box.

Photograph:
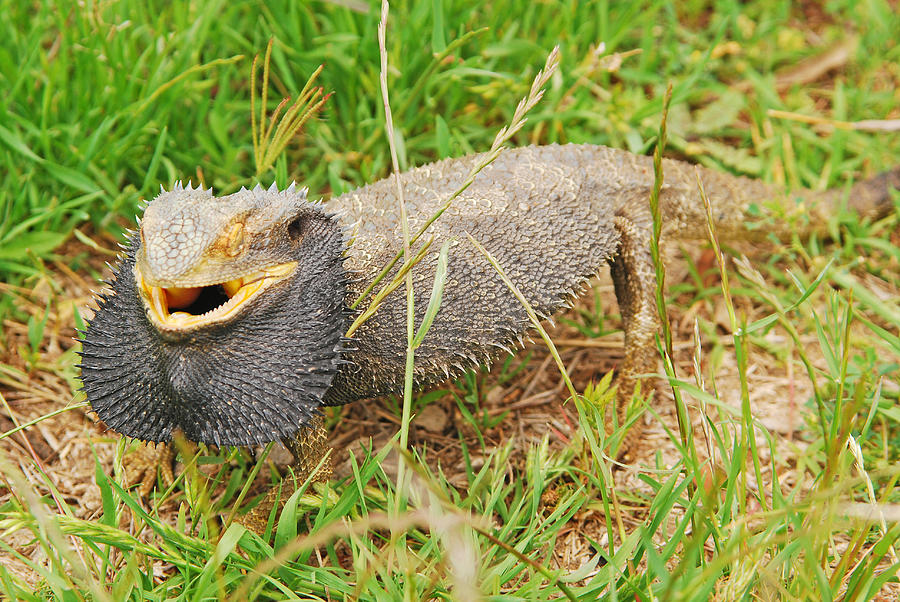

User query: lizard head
[134,182,313,334]
[79,183,350,446]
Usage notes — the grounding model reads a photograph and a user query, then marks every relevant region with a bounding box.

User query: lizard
[78,143,900,516]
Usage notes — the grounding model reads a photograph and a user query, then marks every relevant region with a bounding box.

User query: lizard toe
[123,442,176,498]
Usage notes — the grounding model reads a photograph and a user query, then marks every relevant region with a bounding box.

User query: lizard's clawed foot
[123,442,176,498]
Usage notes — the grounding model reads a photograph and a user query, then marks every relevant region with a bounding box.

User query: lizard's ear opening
[287,214,307,244]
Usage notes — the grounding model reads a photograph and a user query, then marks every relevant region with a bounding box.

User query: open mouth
[136,262,297,331]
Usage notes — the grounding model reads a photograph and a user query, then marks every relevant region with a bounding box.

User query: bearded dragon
[79,144,899,514]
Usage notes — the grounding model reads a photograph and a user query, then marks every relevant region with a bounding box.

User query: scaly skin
[79,144,900,515]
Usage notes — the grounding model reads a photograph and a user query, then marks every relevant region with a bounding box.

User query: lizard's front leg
[609,211,661,459]
[240,414,333,534]
[123,441,177,497]
[280,414,334,482]
[123,439,203,497]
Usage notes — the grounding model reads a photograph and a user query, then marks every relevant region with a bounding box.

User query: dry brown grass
[5,228,895,594]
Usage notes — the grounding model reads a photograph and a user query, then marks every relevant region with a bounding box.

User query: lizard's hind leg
[609,212,661,460]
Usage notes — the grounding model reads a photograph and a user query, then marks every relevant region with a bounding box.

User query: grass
[2,0,900,599]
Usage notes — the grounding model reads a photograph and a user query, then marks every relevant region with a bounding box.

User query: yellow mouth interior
[137,262,297,330]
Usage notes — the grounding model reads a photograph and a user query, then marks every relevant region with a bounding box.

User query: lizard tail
[659,155,898,240]
[770,167,900,238]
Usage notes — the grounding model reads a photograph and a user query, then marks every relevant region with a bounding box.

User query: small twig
[768,110,900,132]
